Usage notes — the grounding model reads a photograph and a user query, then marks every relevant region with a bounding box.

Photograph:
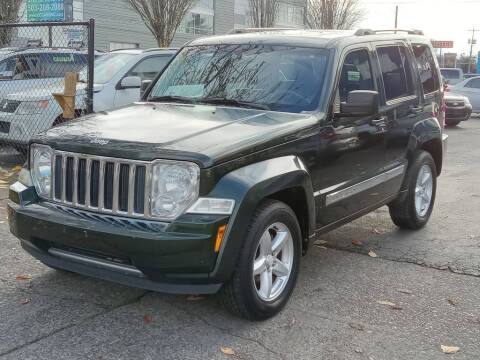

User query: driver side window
[339,49,375,102]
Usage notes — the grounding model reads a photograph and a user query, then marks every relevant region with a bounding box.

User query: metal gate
[0,19,95,164]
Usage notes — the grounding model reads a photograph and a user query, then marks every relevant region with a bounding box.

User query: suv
[8,29,447,320]
[0,48,176,150]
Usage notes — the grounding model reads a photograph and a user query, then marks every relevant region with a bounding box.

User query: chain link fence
[0,20,94,164]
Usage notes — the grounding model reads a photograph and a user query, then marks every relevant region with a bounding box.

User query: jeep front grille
[52,151,151,218]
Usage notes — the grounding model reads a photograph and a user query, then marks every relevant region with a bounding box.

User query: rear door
[374,43,422,172]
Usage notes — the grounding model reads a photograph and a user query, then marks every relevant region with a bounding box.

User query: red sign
[431,40,454,49]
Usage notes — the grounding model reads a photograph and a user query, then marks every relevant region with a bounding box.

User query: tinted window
[440,69,462,80]
[413,44,440,94]
[149,45,330,113]
[127,56,171,81]
[465,78,480,89]
[377,46,415,101]
[339,49,374,102]
[0,57,17,79]
[39,53,87,77]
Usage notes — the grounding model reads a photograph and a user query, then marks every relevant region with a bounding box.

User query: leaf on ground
[371,228,381,234]
[289,317,296,327]
[221,347,235,355]
[352,239,361,246]
[143,315,151,324]
[348,322,364,331]
[377,300,396,307]
[12,165,22,171]
[390,305,403,310]
[354,348,364,353]
[441,345,460,354]
[447,298,457,306]
[186,294,207,301]
[397,288,413,295]
[368,251,378,258]
[22,299,30,305]
[313,240,328,247]
[16,275,30,280]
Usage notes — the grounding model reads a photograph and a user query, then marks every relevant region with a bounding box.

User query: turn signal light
[215,225,227,252]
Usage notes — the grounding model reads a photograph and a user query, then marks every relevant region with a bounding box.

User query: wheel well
[268,187,310,251]
[420,138,443,175]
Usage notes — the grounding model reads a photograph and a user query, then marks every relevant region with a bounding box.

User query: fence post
[87,18,95,114]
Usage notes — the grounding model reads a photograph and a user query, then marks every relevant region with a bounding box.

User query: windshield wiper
[148,95,198,104]
[199,97,270,110]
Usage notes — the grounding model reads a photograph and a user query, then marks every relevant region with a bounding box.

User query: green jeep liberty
[8,29,448,320]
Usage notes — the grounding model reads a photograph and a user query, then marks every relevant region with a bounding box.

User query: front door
[313,47,390,228]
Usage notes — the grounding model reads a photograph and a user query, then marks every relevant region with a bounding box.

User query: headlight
[150,160,200,220]
[30,144,53,198]
[16,100,49,115]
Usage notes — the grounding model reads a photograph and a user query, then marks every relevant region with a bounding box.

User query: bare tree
[125,0,195,47]
[306,0,364,30]
[249,0,279,28]
[0,0,23,46]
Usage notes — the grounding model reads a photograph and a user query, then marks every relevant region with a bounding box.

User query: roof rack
[355,29,424,36]
[228,27,298,34]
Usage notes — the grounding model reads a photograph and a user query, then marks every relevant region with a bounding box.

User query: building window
[180,0,214,35]
[109,42,140,51]
[276,2,304,27]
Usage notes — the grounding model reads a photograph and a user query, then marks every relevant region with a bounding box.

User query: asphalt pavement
[0,119,479,360]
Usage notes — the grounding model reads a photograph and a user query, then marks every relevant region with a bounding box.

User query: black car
[8,29,447,320]
[445,93,472,126]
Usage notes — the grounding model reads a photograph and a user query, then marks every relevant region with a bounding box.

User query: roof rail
[355,28,424,36]
[228,27,298,34]
[144,47,179,52]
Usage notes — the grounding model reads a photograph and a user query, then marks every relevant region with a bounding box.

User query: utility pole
[394,6,398,29]
[468,28,476,73]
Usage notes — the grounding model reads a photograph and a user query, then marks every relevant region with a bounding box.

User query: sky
[358,0,480,56]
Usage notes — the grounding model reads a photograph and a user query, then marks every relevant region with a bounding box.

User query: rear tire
[221,200,301,320]
[389,151,437,230]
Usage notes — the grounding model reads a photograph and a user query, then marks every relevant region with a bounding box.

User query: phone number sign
[27,0,65,22]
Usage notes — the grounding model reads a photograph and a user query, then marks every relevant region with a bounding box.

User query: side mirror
[340,90,379,117]
[120,76,141,89]
[141,79,152,93]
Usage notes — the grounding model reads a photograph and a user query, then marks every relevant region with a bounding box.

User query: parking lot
[0,118,478,360]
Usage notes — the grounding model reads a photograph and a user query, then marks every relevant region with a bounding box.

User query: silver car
[448,76,480,112]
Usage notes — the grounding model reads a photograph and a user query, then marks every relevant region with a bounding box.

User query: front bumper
[8,189,228,294]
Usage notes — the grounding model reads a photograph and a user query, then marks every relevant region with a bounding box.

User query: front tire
[221,200,301,320]
[389,151,437,230]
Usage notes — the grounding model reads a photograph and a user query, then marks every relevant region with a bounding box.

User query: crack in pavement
[0,291,150,358]
[166,299,284,359]
[322,245,480,278]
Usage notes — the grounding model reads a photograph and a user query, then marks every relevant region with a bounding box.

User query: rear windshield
[149,44,330,113]
[440,69,462,80]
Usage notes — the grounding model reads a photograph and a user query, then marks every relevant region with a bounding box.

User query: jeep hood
[35,102,318,168]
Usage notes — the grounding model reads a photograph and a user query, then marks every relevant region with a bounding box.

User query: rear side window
[412,44,440,94]
[465,78,480,89]
[338,49,375,102]
[377,46,415,101]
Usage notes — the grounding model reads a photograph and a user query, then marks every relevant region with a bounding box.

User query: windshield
[148,44,330,113]
[441,69,461,80]
[80,53,137,84]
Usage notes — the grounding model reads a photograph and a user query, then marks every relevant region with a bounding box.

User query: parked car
[447,76,480,112]
[0,47,91,101]
[440,68,464,85]
[444,93,472,126]
[9,29,447,320]
[0,48,176,150]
